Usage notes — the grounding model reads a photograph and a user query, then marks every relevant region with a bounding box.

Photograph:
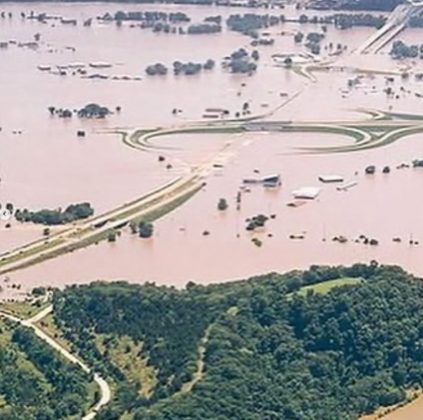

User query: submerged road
[0,173,202,275]
[1,100,423,275]
[0,94,300,275]
[0,305,111,418]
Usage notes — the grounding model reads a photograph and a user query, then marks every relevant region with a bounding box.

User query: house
[292,187,321,200]
[318,175,344,183]
[243,174,281,188]
[263,174,281,188]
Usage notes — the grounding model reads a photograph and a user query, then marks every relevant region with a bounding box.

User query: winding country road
[0,305,111,419]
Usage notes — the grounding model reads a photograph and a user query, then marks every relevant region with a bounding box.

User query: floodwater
[1,3,423,292]
[10,129,423,288]
[383,395,423,420]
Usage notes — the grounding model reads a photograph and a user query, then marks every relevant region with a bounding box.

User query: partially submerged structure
[292,187,321,200]
[272,52,316,66]
[365,165,376,175]
[318,175,344,183]
[263,174,282,188]
[336,181,358,192]
[243,174,281,188]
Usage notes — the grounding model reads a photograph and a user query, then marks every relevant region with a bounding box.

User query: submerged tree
[217,198,228,211]
[138,221,154,238]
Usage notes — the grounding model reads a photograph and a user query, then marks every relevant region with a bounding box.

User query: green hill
[48,263,423,419]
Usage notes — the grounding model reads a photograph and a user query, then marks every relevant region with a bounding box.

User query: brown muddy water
[1,3,423,292]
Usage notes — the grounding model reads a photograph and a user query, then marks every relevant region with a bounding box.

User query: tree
[138,221,154,238]
[294,32,304,43]
[299,14,308,24]
[203,59,215,70]
[129,222,137,234]
[284,57,293,68]
[14,202,93,226]
[78,103,111,119]
[217,198,228,211]
[146,63,168,76]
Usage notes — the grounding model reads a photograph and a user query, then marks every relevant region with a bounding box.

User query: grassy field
[278,124,368,142]
[0,300,49,319]
[35,313,74,353]
[138,125,245,148]
[95,334,157,398]
[290,277,362,298]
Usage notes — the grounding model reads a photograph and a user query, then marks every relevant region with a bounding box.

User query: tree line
[15,202,94,225]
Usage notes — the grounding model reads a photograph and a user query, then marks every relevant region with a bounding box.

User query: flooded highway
[1,2,423,292]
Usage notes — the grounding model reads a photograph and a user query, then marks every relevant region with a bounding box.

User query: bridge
[356,0,423,55]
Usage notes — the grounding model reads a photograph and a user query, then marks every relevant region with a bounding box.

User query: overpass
[356,0,423,55]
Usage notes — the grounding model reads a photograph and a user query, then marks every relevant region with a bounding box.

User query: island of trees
[48,103,111,119]
[226,13,283,37]
[223,48,259,74]
[129,220,155,238]
[110,11,191,24]
[15,202,94,225]
[146,59,215,76]
[148,48,261,75]
[390,40,423,59]
[173,59,215,75]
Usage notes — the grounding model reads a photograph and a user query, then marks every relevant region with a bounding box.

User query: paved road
[1,100,418,275]
[0,306,111,419]
[0,174,200,275]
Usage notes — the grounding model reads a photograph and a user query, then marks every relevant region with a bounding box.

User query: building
[318,175,344,183]
[243,174,281,188]
[292,187,321,200]
[263,174,282,188]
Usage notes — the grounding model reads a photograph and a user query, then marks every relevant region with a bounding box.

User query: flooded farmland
[1,2,423,293]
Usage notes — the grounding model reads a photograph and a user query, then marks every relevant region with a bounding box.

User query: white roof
[292,187,321,199]
[318,175,344,182]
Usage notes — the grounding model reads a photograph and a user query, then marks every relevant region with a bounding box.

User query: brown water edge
[382,391,423,420]
[361,390,423,420]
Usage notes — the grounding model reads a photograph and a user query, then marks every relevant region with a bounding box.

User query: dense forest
[0,319,94,419]
[50,263,423,419]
